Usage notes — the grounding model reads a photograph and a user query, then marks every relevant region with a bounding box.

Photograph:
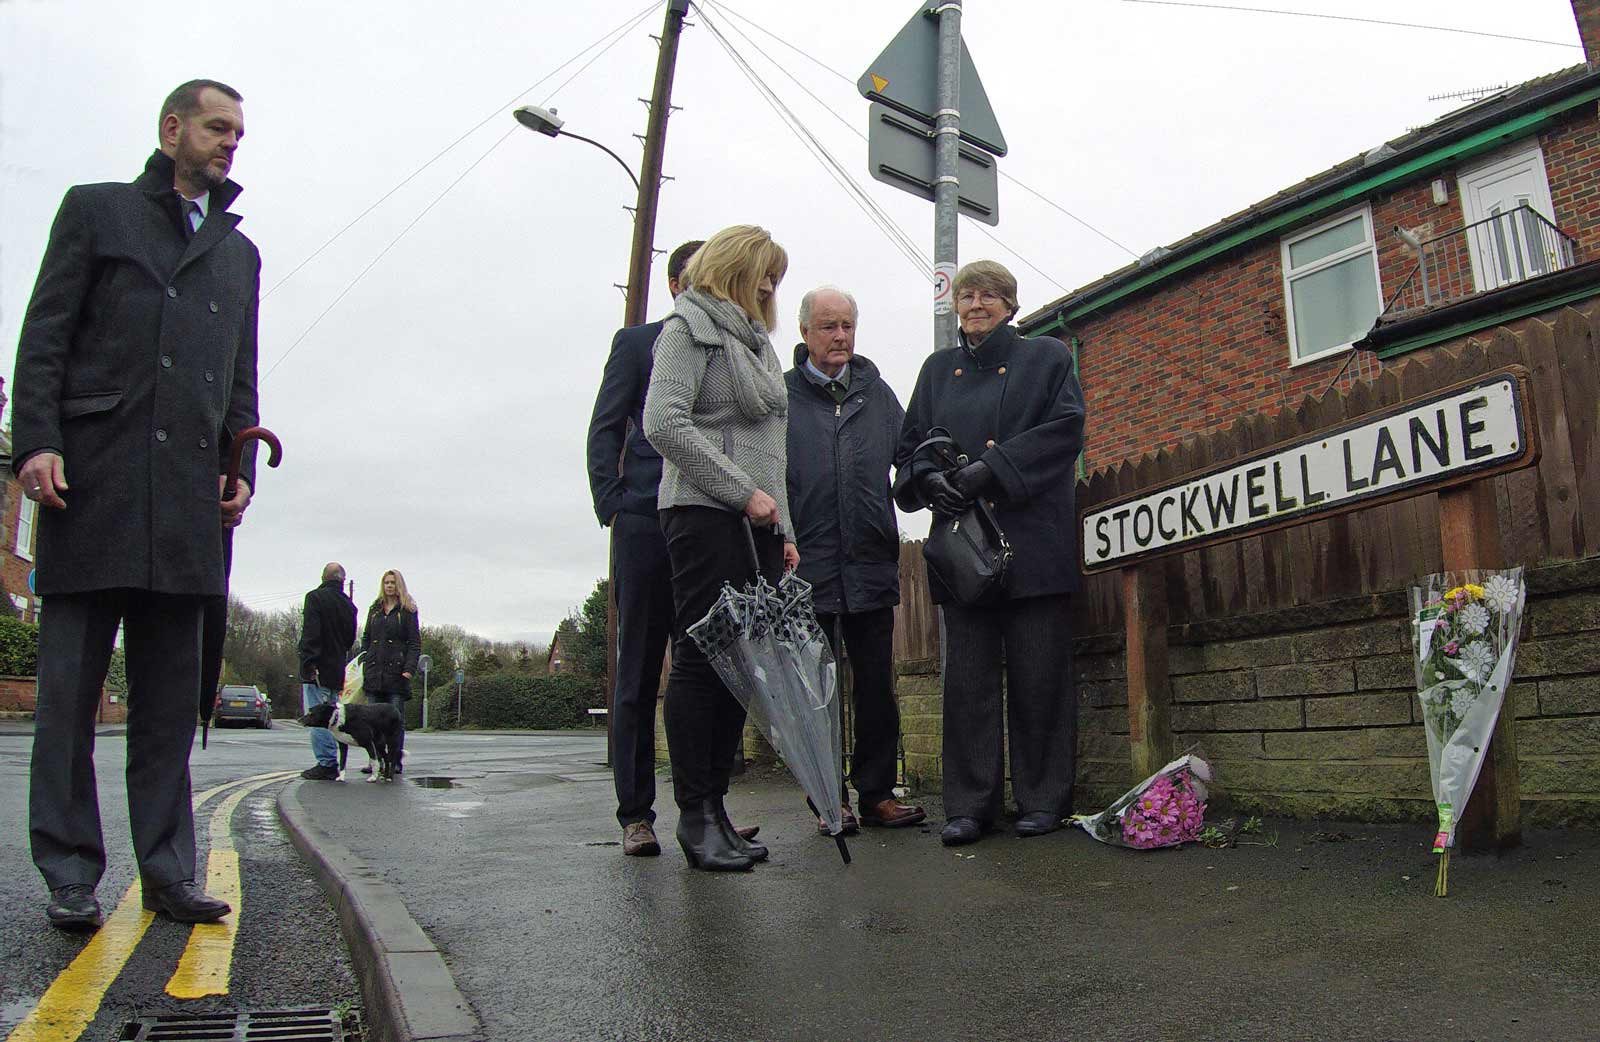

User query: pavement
[282,730,1600,1042]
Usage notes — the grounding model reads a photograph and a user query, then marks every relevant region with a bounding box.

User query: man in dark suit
[12,79,260,930]
[297,563,358,780]
[587,239,702,857]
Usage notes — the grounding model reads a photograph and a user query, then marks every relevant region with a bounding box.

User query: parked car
[213,684,273,729]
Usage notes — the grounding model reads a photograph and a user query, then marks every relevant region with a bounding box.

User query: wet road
[290,733,1600,1042]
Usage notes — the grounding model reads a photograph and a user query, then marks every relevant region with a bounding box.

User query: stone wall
[895,560,1600,828]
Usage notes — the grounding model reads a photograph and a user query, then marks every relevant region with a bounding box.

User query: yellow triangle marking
[871,74,888,94]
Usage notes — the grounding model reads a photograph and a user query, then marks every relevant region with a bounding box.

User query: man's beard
[176,137,228,190]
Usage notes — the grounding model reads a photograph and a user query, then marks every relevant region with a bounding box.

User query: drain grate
[117,1008,347,1041]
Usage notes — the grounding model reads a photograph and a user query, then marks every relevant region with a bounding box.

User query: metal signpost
[860,0,1007,347]
[454,668,465,728]
[418,653,433,730]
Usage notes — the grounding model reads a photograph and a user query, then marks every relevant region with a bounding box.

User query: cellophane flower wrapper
[1411,568,1526,890]
[1073,754,1211,849]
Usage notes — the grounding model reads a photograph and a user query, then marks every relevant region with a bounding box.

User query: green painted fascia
[1023,83,1600,335]
[1374,283,1600,359]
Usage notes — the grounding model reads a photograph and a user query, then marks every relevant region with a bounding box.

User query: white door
[1457,144,1562,292]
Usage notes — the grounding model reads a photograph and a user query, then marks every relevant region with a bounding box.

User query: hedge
[406,672,602,730]
[0,616,39,676]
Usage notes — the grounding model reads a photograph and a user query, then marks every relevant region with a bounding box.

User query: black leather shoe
[714,797,768,861]
[143,881,231,923]
[46,884,102,931]
[940,817,986,847]
[675,799,755,872]
[1015,811,1062,837]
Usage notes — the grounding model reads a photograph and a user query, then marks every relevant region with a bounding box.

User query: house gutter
[1022,73,1600,339]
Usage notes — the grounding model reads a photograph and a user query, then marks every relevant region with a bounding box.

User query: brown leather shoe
[859,798,927,828]
[817,804,860,836]
[622,821,661,856]
[733,824,760,841]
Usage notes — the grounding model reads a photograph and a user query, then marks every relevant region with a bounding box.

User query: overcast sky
[0,0,1586,641]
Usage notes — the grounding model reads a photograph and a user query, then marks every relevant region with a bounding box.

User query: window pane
[1290,252,1380,358]
[1287,215,1367,269]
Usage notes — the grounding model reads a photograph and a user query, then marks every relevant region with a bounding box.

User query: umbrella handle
[223,426,283,500]
[740,516,761,573]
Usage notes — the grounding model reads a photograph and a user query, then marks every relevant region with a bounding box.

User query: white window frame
[15,497,37,562]
[1280,205,1385,367]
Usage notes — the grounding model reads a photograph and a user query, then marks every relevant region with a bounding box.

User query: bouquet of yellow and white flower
[1411,568,1526,895]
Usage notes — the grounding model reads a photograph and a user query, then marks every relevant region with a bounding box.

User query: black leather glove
[949,460,993,499]
[920,471,969,515]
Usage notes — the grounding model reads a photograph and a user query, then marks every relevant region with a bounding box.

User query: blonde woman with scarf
[643,224,795,872]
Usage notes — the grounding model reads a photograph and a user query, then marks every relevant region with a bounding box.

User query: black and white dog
[299,701,405,782]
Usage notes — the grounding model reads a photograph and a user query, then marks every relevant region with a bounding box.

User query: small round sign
[454,668,465,686]
[27,569,36,595]
[418,654,433,675]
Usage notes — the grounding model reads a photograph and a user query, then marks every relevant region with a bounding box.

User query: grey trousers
[939,593,1077,822]
[30,590,204,892]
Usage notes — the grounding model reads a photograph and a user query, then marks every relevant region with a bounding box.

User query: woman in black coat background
[893,260,1086,847]
[362,569,422,755]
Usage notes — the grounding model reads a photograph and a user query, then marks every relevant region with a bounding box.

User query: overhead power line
[261,3,659,378]
[1119,0,1583,49]
[694,3,934,280]
[700,0,1072,286]
[260,0,660,304]
[707,0,1140,261]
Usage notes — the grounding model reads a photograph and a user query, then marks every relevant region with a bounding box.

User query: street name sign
[858,3,1008,156]
[867,103,999,224]
[1081,369,1538,572]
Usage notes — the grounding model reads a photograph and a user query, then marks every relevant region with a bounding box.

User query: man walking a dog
[298,562,358,780]
[13,79,260,930]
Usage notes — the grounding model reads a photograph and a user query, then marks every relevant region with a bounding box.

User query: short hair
[797,286,858,330]
[681,225,788,332]
[667,240,704,283]
[322,562,345,583]
[159,79,243,133]
[953,260,1019,317]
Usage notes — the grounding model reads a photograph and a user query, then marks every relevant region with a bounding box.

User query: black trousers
[940,593,1077,822]
[30,589,205,891]
[660,506,783,809]
[817,607,899,806]
[611,511,674,826]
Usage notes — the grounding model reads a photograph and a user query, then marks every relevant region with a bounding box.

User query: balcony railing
[1382,203,1578,315]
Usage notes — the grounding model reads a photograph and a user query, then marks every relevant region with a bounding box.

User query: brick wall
[0,477,37,620]
[1067,559,1600,827]
[0,675,127,724]
[1072,104,1600,471]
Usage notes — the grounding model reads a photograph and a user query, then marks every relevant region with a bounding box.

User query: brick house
[0,385,42,623]
[1019,0,1600,471]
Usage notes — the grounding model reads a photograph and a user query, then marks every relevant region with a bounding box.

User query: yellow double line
[7,770,299,1042]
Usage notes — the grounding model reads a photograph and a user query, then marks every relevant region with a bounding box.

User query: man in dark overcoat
[784,286,924,833]
[12,79,260,929]
[297,563,358,779]
[586,239,705,857]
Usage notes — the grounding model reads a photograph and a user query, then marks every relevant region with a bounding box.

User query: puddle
[411,776,457,789]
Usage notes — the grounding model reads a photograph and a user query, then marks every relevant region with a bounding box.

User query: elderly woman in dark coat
[893,260,1086,846]
[643,224,795,872]
[362,569,422,750]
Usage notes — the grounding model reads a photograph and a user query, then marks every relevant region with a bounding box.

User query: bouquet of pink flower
[1074,754,1212,849]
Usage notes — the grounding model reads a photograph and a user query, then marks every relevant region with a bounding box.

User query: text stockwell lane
[1081,373,1531,570]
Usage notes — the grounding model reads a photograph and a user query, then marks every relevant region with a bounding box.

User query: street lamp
[512,105,641,192]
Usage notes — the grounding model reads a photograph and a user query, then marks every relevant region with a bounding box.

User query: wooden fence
[893,301,1600,648]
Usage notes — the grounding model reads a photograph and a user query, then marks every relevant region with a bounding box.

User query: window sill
[1287,342,1354,369]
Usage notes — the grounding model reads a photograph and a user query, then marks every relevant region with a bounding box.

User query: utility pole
[623,0,691,327]
[932,0,962,350]
[607,0,692,764]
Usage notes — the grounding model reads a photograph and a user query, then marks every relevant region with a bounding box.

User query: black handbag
[912,429,1013,606]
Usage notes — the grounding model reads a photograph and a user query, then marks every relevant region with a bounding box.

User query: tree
[563,579,609,680]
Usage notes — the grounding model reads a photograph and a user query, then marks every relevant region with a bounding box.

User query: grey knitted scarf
[671,287,787,420]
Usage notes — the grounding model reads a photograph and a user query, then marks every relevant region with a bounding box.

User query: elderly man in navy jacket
[785,286,925,833]
[586,240,703,857]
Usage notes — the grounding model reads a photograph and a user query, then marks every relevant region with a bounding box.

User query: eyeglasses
[956,289,1004,306]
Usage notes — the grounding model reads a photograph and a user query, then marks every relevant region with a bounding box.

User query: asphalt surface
[0,721,362,1041]
[285,730,1600,1042]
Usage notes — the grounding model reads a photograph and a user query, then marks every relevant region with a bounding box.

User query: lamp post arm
[558,131,641,192]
